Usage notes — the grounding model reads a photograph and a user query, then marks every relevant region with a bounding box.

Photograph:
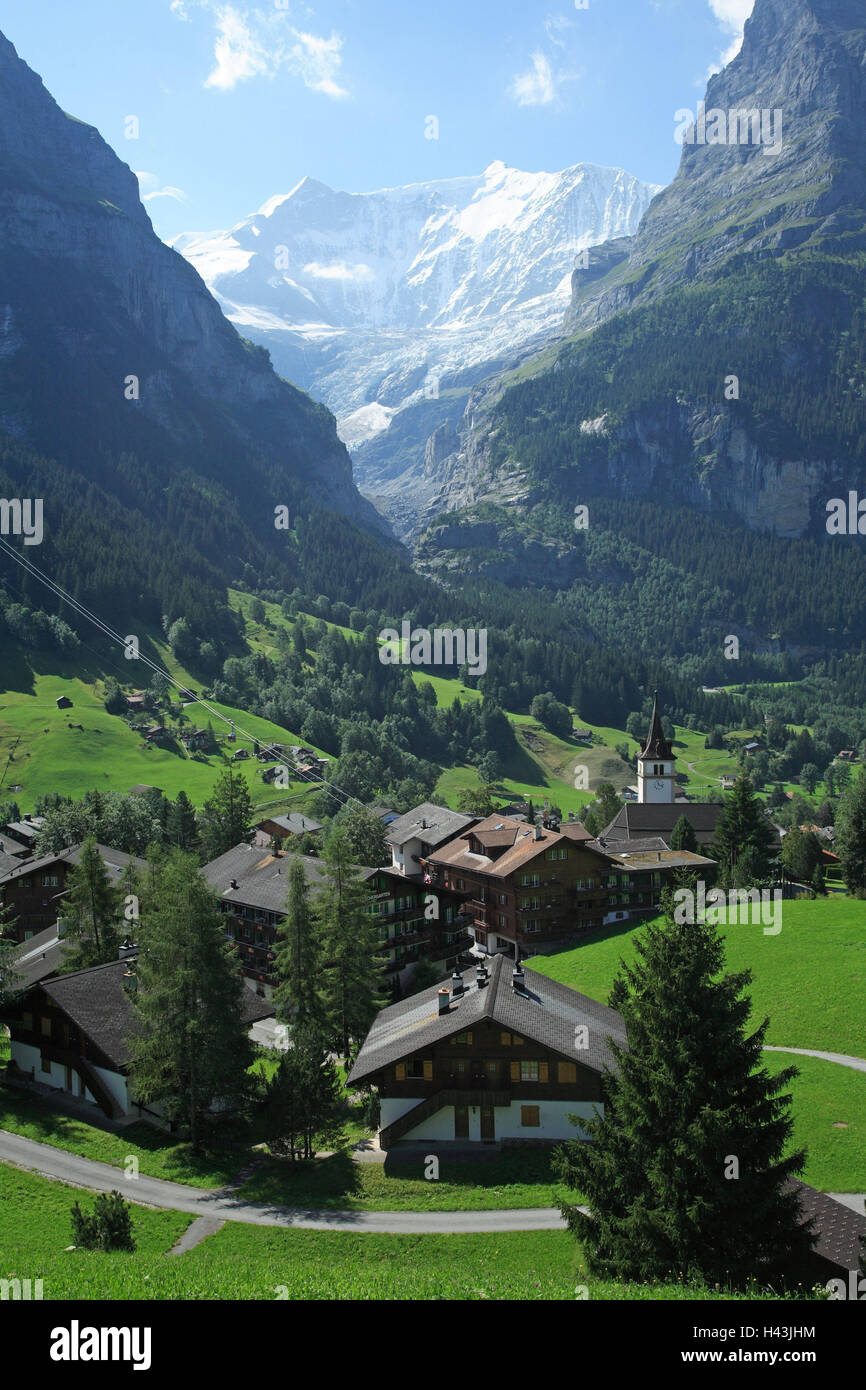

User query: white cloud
[543,14,574,49]
[136,172,188,204]
[510,52,558,107]
[195,5,348,97]
[707,0,755,71]
[303,261,374,282]
[170,0,191,19]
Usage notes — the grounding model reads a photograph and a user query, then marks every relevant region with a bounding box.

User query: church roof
[639,691,673,760]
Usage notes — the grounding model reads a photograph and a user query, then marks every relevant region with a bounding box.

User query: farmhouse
[0,952,273,1122]
[2,815,45,851]
[347,955,627,1148]
[254,812,323,846]
[386,802,478,877]
[0,843,146,939]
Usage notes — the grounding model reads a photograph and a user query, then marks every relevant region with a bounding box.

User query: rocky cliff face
[0,28,369,520]
[412,0,866,571]
[568,0,866,330]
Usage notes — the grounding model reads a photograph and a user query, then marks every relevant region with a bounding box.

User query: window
[520,1105,540,1128]
[406,1058,425,1080]
[455,1060,467,1075]
[500,1031,511,1046]
[498,915,505,928]
[40,1053,51,1075]
[455,1031,473,1044]
[520,1060,539,1081]
[41,1017,52,1037]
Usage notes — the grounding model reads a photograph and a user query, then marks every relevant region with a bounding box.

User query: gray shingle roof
[385,802,476,849]
[347,953,627,1086]
[261,813,323,834]
[791,1181,866,1273]
[11,924,67,987]
[41,957,273,1070]
[202,842,333,912]
[601,804,725,848]
[0,843,146,887]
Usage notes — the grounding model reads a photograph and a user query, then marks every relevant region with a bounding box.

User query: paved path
[764,1046,866,1073]
[0,1129,567,1233]
[167,1215,224,1255]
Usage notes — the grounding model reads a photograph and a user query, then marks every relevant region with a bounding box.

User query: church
[599,692,726,851]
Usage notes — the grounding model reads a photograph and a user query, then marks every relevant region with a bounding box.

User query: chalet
[744,740,765,755]
[254,813,323,846]
[2,815,45,851]
[8,922,68,988]
[423,814,609,956]
[0,953,273,1122]
[386,802,478,877]
[125,693,146,712]
[364,864,474,985]
[55,696,73,710]
[347,955,627,1148]
[836,749,858,763]
[0,843,146,940]
[601,801,726,852]
[368,803,400,827]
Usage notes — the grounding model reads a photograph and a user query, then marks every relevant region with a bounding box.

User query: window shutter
[396,1062,406,1080]
[514,1034,524,1046]
[423,1060,433,1081]
[558,1061,577,1084]
[501,1031,511,1046]
[509,1060,519,1082]
[539,1061,549,1083]
[465,1031,473,1045]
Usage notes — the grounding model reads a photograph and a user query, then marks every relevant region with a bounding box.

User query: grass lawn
[527,899,866,1058]
[0,1163,808,1300]
[237,1146,570,1211]
[766,1052,866,1192]
[0,1088,244,1188]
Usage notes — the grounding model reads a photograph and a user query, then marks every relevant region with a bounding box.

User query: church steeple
[640,689,673,760]
[637,690,675,804]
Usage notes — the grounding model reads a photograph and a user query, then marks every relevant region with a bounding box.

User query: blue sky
[2,0,753,240]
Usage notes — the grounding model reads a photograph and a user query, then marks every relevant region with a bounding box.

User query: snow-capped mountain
[176,161,661,452]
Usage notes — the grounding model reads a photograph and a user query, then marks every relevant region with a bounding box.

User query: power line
[0,535,363,811]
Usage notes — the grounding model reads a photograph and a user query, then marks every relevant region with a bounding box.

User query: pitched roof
[347,953,628,1086]
[608,847,717,872]
[41,957,274,1070]
[386,802,477,849]
[11,923,67,987]
[427,814,607,880]
[791,1181,866,1273]
[202,842,333,912]
[0,842,146,887]
[259,812,323,834]
[600,803,725,849]
[639,692,673,761]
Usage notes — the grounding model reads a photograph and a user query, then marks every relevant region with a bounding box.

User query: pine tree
[835,768,866,894]
[60,836,121,970]
[711,776,775,886]
[670,814,698,853]
[316,828,387,1059]
[261,1024,343,1160]
[197,765,253,862]
[128,849,253,1150]
[273,860,324,1029]
[166,790,199,853]
[555,910,814,1289]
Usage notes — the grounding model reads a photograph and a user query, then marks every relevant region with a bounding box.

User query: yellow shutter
[465,1031,473,1045]
[558,1061,577,1084]
[514,1034,524,1046]
[539,1061,549,1083]
[509,1060,519,1082]
[423,1060,433,1081]
[396,1062,406,1080]
[501,1031,511,1045]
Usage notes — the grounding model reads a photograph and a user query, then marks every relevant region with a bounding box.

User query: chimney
[437,988,450,1016]
[533,824,543,841]
[122,964,137,995]
[476,963,489,989]
[451,969,464,998]
[118,937,137,961]
[229,879,239,890]
[512,964,526,994]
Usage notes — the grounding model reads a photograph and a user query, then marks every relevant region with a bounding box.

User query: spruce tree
[316,828,387,1059]
[555,908,814,1289]
[273,860,323,1029]
[262,1024,343,1160]
[197,765,253,862]
[670,814,698,853]
[128,849,253,1150]
[60,836,121,970]
[166,790,199,853]
[835,768,866,894]
[711,776,775,886]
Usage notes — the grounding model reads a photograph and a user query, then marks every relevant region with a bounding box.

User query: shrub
[70,1190,136,1252]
